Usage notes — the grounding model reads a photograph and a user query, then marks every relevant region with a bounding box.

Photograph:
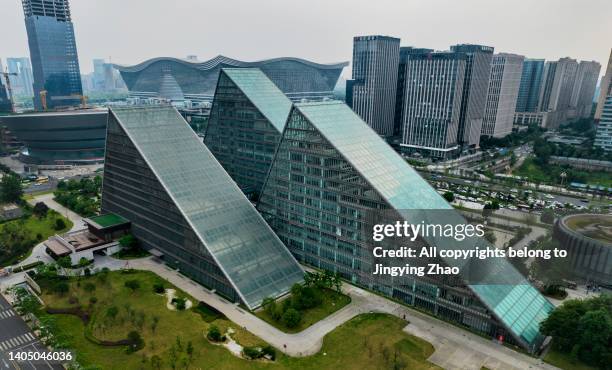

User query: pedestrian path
[0,309,15,320]
[0,332,36,351]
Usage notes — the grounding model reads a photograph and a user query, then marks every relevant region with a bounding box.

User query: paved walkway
[91,256,558,370]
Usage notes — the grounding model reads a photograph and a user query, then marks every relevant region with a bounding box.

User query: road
[0,295,63,370]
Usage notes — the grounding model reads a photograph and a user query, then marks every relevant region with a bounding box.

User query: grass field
[255,288,351,333]
[0,210,72,266]
[38,271,439,370]
[515,157,612,187]
[544,349,598,370]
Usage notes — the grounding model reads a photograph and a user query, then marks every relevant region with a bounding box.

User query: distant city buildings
[450,44,495,150]
[482,53,524,138]
[594,94,612,151]
[22,0,84,110]
[516,58,545,113]
[81,59,127,94]
[398,50,465,159]
[595,49,612,121]
[6,57,34,97]
[348,35,400,137]
[570,61,601,119]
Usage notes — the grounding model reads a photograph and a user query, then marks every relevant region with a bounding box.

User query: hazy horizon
[1,0,610,78]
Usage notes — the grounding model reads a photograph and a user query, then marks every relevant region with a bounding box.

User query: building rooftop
[563,214,612,244]
[87,213,130,229]
[108,106,304,309]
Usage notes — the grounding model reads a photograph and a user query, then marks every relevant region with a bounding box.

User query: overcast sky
[1,0,610,78]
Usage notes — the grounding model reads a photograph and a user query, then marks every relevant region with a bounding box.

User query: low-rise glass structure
[101,106,303,309]
[205,68,292,198]
[114,56,348,103]
[258,100,553,351]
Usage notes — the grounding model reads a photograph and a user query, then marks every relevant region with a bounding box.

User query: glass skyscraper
[22,0,83,110]
[101,106,303,309]
[516,59,545,113]
[258,100,553,352]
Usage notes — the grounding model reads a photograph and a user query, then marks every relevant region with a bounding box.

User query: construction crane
[1,68,18,113]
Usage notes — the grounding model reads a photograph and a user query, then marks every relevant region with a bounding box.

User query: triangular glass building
[101,106,303,309]
[204,68,292,199]
[258,100,553,351]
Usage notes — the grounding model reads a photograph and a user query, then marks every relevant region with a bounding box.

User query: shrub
[54,282,69,295]
[126,331,144,353]
[207,325,223,342]
[152,283,165,294]
[242,346,262,359]
[172,297,186,310]
[261,345,276,360]
[84,267,91,276]
[124,279,140,292]
[54,218,66,231]
[89,296,98,305]
[281,308,301,328]
[33,202,49,217]
[83,282,96,292]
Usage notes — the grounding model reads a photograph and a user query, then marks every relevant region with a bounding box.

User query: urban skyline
[1,0,610,78]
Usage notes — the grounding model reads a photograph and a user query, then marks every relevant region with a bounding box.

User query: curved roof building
[0,109,107,164]
[114,55,348,102]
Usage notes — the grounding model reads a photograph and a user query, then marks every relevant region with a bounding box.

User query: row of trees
[54,176,102,217]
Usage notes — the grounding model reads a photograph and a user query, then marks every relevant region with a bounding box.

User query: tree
[57,256,72,268]
[54,282,69,296]
[126,331,144,353]
[281,308,301,328]
[442,191,455,202]
[124,279,140,292]
[0,173,23,203]
[79,257,90,268]
[33,202,49,218]
[119,234,139,251]
[541,209,555,224]
[207,325,222,342]
[83,282,96,293]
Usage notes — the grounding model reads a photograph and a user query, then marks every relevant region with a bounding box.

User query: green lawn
[0,210,72,266]
[255,288,351,333]
[544,349,599,370]
[515,157,612,187]
[37,271,439,370]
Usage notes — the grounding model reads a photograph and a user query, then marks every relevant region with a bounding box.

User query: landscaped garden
[0,207,72,266]
[28,267,439,369]
[53,176,102,217]
[256,271,351,333]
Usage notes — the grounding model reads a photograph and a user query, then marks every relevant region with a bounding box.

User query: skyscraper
[594,94,612,152]
[92,58,106,91]
[482,53,524,138]
[394,47,433,135]
[516,59,545,113]
[569,61,601,119]
[23,0,83,110]
[398,51,466,159]
[595,49,612,121]
[6,57,34,97]
[538,58,578,128]
[350,35,400,137]
[450,44,494,150]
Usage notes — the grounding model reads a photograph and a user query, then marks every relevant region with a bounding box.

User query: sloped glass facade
[205,69,292,198]
[101,106,303,309]
[258,101,553,351]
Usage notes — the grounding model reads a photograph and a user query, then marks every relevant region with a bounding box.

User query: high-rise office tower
[398,51,466,160]
[23,0,83,110]
[594,94,612,151]
[516,59,545,113]
[570,61,601,119]
[482,53,524,138]
[595,49,612,121]
[7,58,34,97]
[350,35,400,137]
[450,44,494,150]
[394,47,433,135]
[538,58,578,128]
